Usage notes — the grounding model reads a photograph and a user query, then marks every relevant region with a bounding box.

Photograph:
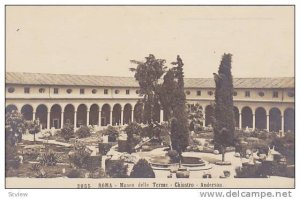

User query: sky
[6,6,294,78]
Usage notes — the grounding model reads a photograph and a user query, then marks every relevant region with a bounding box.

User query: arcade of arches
[6,103,295,133]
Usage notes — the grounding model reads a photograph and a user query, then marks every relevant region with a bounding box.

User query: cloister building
[5,72,295,133]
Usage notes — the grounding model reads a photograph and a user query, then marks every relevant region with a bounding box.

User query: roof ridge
[6,71,135,79]
[5,72,294,88]
[6,71,294,79]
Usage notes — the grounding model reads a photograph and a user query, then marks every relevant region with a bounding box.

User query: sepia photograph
[4,5,295,189]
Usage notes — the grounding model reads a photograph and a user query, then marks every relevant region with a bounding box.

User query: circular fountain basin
[149,156,212,171]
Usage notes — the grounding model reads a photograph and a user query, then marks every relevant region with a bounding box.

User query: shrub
[271,132,295,164]
[30,163,47,178]
[235,164,266,178]
[130,159,155,178]
[124,122,143,136]
[5,110,27,145]
[98,143,113,155]
[68,142,92,168]
[61,123,75,141]
[67,169,83,178]
[76,126,91,138]
[105,126,119,142]
[167,150,180,163]
[141,126,152,138]
[5,143,20,170]
[88,168,106,178]
[105,159,128,178]
[38,150,61,166]
[125,123,143,154]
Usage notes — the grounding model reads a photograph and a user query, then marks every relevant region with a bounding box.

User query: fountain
[149,153,212,171]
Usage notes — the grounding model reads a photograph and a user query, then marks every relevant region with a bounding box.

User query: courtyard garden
[5,54,295,180]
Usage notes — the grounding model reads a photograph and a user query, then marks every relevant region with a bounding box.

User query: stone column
[61,111,64,128]
[98,111,102,127]
[33,112,36,121]
[110,111,113,125]
[252,114,255,130]
[239,113,242,129]
[281,115,284,136]
[266,114,270,132]
[47,111,51,129]
[74,111,77,130]
[160,109,164,123]
[131,109,134,122]
[87,111,90,126]
[203,114,206,127]
[120,109,124,125]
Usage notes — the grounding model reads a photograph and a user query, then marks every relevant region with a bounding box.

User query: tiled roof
[6,72,294,89]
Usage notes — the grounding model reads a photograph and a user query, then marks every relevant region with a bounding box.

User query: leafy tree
[75,125,91,138]
[5,110,27,145]
[26,120,41,143]
[213,53,235,162]
[61,123,75,141]
[134,100,144,123]
[130,54,166,123]
[5,110,27,171]
[125,122,142,154]
[130,159,155,178]
[188,103,204,131]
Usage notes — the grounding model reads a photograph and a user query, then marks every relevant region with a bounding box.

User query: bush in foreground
[130,159,155,178]
[38,150,61,166]
[76,126,91,138]
[61,123,75,141]
[68,142,92,168]
[106,159,128,178]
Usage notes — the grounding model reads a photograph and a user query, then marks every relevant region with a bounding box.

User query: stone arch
[50,104,62,129]
[284,108,294,133]
[205,105,214,127]
[6,104,18,114]
[64,104,75,127]
[123,103,132,124]
[77,104,87,127]
[21,104,34,121]
[255,107,267,130]
[241,106,253,128]
[233,106,239,128]
[112,104,122,126]
[134,102,144,123]
[101,104,111,126]
[89,104,99,126]
[36,104,48,129]
[269,107,281,132]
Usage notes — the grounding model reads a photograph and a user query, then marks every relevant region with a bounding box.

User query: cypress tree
[170,55,189,159]
[213,53,235,162]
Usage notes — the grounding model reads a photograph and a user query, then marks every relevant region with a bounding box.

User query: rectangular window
[54,88,59,94]
[273,91,279,98]
[197,90,201,96]
[245,91,250,97]
[126,89,130,95]
[104,89,108,94]
[80,88,85,94]
[24,87,30,94]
